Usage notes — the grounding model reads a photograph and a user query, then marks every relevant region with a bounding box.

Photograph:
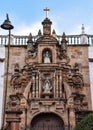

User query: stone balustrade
[0,34,93,46]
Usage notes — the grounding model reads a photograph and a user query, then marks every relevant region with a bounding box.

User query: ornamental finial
[44,7,50,18]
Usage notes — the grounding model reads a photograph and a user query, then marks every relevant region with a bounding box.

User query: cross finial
[44,7,50,18]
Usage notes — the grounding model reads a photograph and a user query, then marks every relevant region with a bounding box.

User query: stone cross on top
[44,7,50,18]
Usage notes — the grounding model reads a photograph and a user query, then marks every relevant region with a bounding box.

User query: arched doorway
[31,113,64,130]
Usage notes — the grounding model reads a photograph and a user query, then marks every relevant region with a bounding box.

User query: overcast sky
[0,0,93,128]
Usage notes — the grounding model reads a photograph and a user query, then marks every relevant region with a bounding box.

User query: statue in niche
[43,78,52,93]
[43,51,51,63]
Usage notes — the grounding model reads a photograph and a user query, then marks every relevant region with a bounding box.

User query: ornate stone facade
[3,14,92,130]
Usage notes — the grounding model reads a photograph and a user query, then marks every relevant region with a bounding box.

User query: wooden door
[31,113,64,130]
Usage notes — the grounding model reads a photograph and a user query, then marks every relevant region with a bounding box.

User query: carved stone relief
[41,72,53,98]
[25,33,37,64]
[10,63,29,93]
[7,94,20,111]
[58,33,70,64]
[65,63,84,88]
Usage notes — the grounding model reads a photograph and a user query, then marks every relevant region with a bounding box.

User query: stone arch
[42,48,52,63]
[30,112,65,130]
[30,111,66,123]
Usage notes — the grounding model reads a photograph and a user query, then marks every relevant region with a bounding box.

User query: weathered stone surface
[3,18,92,130]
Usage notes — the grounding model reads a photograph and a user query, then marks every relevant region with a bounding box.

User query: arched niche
[42,49,52,63]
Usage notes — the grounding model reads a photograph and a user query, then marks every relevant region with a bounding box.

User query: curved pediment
[36,35,58,45]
